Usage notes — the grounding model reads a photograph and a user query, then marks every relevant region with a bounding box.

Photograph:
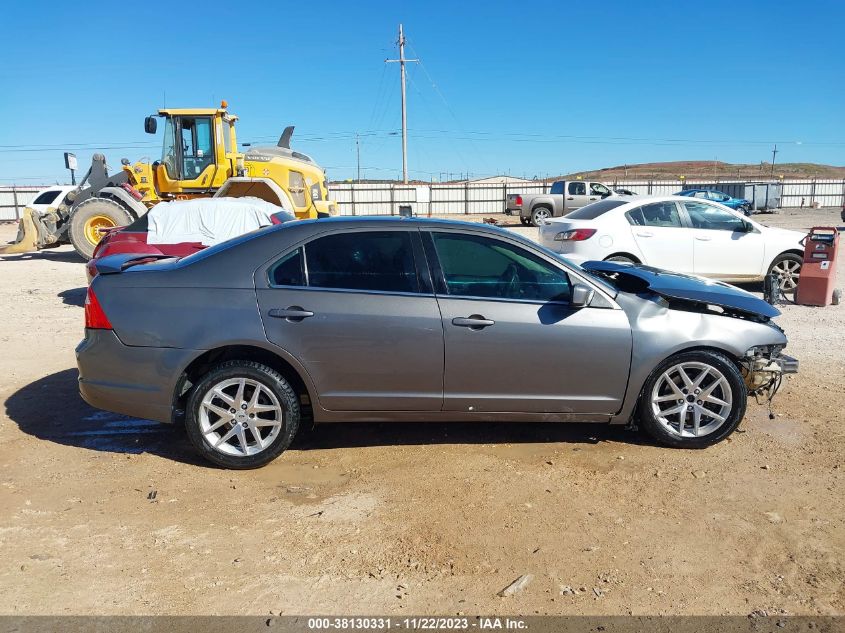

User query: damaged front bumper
[741,348,798,396]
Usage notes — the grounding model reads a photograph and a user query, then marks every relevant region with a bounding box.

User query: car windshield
[565,199,628,219]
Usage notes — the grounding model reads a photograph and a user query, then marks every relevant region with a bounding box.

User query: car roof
[281,215,512,232]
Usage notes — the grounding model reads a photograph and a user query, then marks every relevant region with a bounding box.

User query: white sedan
[538,195,806,289]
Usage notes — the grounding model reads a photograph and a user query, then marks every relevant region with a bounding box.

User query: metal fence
[328,179,845,216]
[0,186,43,221]
[3,179,844,221]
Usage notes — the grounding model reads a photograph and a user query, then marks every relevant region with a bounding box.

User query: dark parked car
[77,218,797,468]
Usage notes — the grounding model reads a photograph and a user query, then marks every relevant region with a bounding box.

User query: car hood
[581,260,780,319]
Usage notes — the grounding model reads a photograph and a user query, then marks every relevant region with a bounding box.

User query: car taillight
[554,228,597,241]
[515,195,523,206]
[85,287,113,329]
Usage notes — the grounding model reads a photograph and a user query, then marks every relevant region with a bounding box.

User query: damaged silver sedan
[77,218,798,468]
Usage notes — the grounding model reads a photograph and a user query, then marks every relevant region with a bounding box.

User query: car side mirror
[144,116,157,134]
[570,283,595,308]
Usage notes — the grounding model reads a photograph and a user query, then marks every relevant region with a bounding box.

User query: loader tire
[68,198,134,260]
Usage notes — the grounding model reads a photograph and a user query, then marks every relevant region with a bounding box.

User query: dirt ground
[0,208,843,616]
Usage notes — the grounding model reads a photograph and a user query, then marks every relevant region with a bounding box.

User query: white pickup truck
[506,180,622,226]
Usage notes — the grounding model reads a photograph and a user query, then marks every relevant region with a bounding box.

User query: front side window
[161,117,178,178]
[32,190,61,205]
[683,201,746,231]
[432,232,571,302]
[306,231,418,293]
[179,116,215,178]
[626,201,682,228]
[550,181,565,194]
[590,183,610,196]
[693,191,708,198]
[568,182,586,196]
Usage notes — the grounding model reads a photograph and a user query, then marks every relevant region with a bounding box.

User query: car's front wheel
[767,252,802,293]
[637,350,747,448]
[186,361,300,469]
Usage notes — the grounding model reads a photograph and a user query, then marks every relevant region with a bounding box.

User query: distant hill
[559,161,845,181]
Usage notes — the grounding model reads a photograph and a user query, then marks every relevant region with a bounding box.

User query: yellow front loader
[2,102,337,259]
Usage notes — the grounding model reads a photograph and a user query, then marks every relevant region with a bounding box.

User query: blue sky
[1,0,843,184]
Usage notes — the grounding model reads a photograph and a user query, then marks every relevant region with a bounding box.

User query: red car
[86,199,294,282]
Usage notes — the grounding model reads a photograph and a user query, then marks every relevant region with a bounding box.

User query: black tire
[68,198,134,260]
[766,252,803,294]
[186,361,301,469]
[637,350,747,449]
[530,206,552,227]
[604,255,636,264]
[519,217,530,226]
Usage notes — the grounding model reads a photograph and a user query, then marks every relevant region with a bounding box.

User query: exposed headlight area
[741,344,798,412]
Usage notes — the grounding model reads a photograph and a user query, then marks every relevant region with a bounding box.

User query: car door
[256,228,444,411]
[680,201,765,279]
[625,200,694,273]
[425,229,632,415]
[565,181,591,211]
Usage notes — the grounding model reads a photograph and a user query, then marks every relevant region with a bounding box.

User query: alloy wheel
[199,377,283,457]
[650,362,733,438]
[770,259,801,291]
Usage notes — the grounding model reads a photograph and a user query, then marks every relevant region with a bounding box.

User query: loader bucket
[0,208,40,254]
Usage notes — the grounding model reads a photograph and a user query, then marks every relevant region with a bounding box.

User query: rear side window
[550,181,565,194]
[568,182,586,195]
[566,199,627,219]
[33,190,61,205]
[626,201,682,228]
[269,247,304,286]
[305,231,418,293]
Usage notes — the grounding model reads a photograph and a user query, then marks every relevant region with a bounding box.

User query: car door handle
[589,197,597,200]
[635,231,654,237]
[567,197,574,200]
[695,236,712,241]
[452,316,495,329]
[269,306,314,321]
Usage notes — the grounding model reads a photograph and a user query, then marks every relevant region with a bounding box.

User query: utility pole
[771,144,778,177]
[355,132,361,183]
[386,24,418,184]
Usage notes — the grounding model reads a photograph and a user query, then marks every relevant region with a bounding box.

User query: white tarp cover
[146,197,290,246]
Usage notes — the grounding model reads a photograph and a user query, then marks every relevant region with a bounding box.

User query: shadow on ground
[58,287,86,307]
[0,248,83,264]
[5,369,648,467]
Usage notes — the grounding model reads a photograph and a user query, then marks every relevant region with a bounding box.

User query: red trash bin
[796,227,839,306]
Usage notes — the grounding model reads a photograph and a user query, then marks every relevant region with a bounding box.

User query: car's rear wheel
[530,206,552,227]
[186,361,300,469]
[767,253,802,293]
[604,255,636,264]
[637,350,746,448]
[520,217,530,226]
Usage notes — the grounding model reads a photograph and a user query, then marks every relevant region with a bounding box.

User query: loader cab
[145,104,239,196]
